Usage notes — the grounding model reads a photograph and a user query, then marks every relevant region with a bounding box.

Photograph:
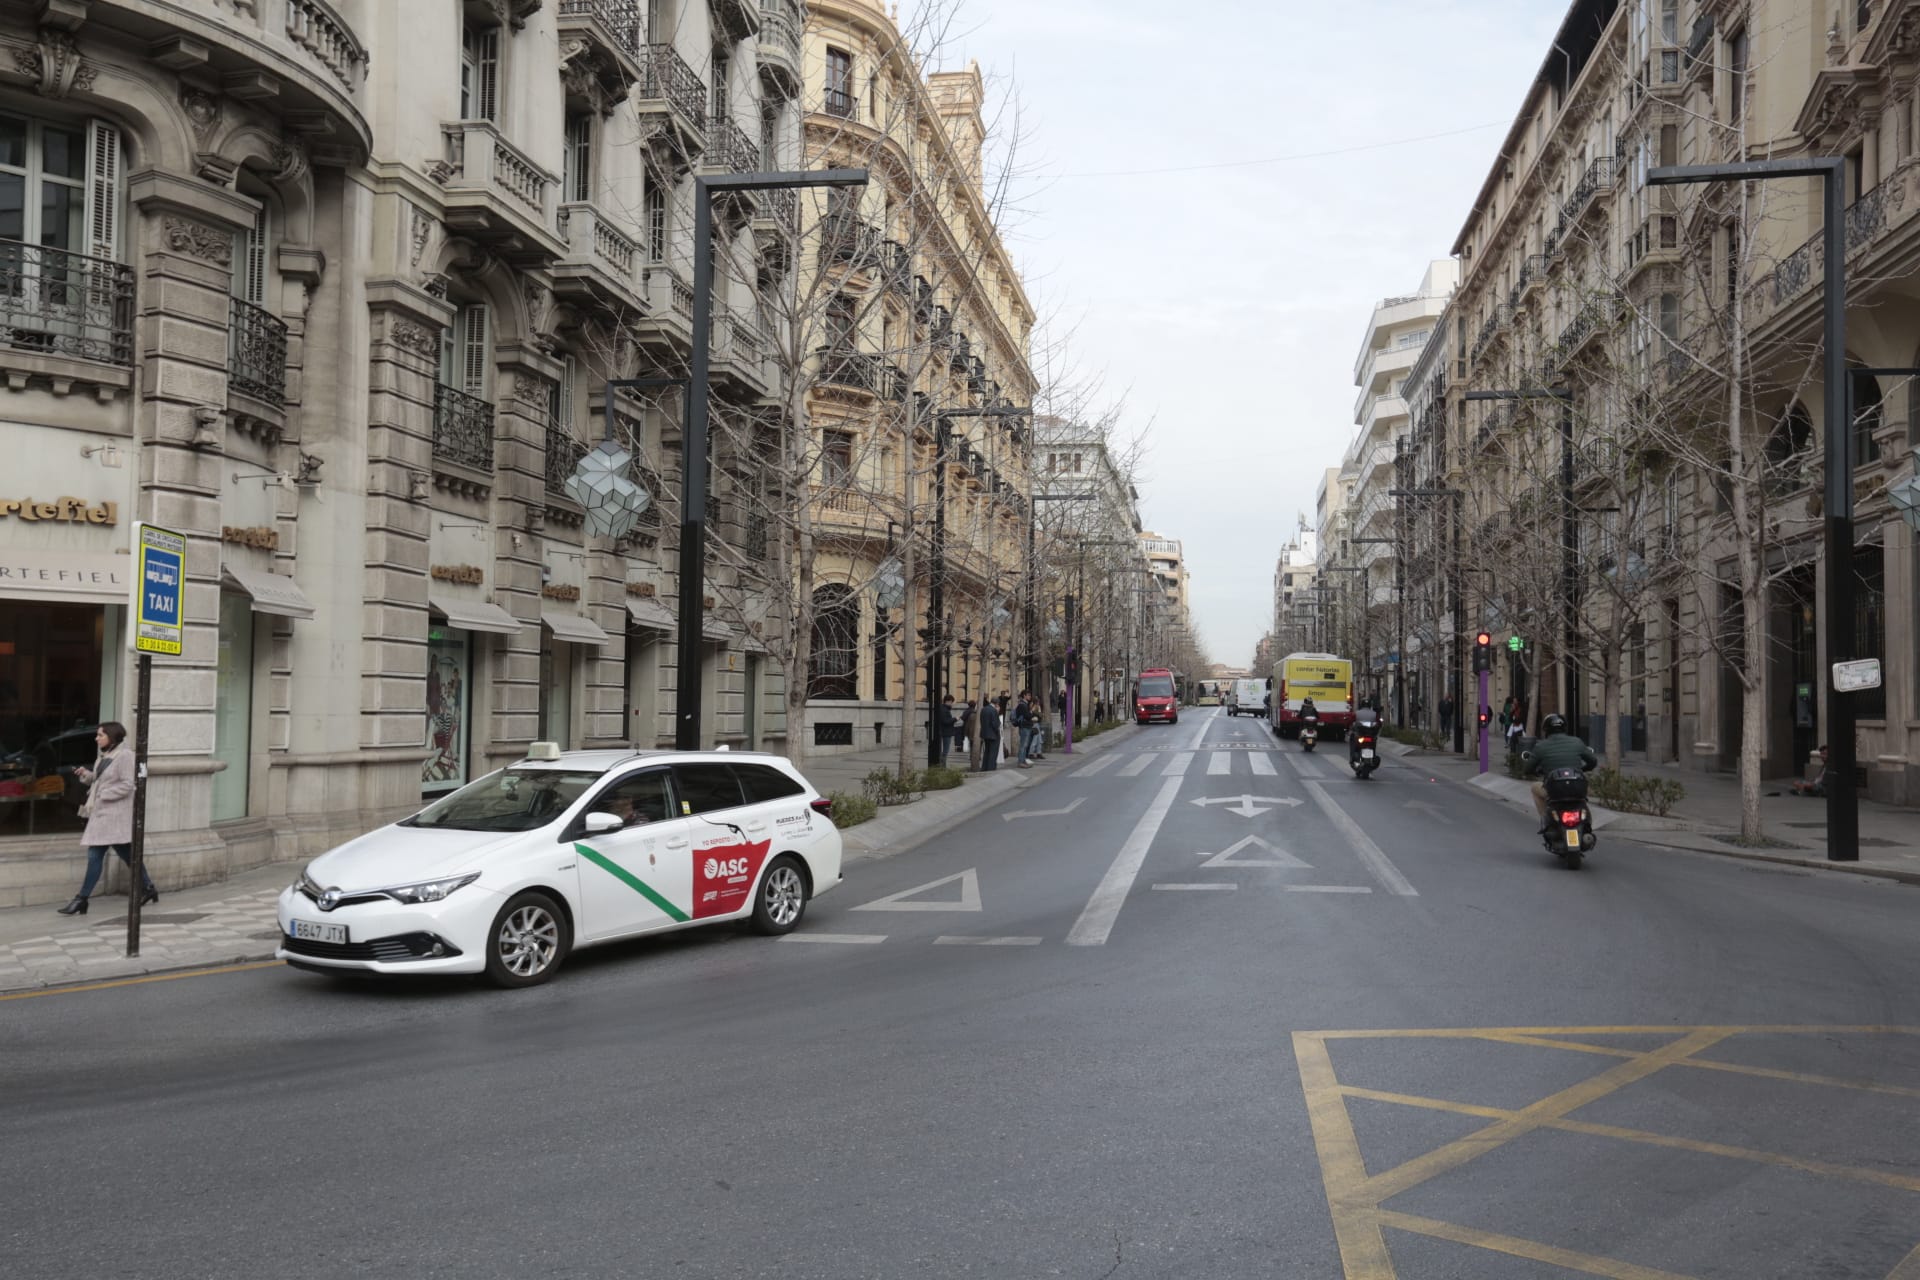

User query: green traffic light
[1507,636,1525,652]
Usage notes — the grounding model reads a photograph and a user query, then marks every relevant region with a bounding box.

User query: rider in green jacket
[1523,714,1598,829]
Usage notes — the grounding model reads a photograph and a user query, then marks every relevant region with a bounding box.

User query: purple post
[1064,686,1075,754]
[1477,669,1490,775]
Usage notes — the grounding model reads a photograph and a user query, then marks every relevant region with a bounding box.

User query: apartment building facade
[1036,414,1147,715]
[1444,0,1919,799]
[0,0,808,906]
[794,0,1036,752]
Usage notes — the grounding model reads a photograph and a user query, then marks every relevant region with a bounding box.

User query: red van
[1134,668,1178,725]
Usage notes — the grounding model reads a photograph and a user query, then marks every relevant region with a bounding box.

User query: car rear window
[734,763,804,803]
[672,763,746,815]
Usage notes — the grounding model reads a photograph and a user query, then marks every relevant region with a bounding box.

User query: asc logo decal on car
[691,838,772,919]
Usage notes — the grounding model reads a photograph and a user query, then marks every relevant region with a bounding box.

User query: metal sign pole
[127,652,151,957]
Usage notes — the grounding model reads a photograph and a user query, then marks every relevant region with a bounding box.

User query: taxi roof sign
[131,522,186,655]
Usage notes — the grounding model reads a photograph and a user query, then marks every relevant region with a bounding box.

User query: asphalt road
[4,708,1919,1279]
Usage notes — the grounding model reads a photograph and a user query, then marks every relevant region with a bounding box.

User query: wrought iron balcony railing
[815,346,881,395]
[545,422,588,497]
[228,296,289,406]
[433,382,495,471]
[640,43,707,131]
[704,118,759,173]
[556,0,642,55]
[822,87,857,118]
[0,240,135,367]
[1561,155,1616,223]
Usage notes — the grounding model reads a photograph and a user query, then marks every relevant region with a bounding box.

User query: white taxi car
[276,745,843,987]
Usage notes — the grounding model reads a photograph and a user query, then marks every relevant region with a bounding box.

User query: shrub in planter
[825,791,877,827]
[861,768,921,806]
[920,765,966,790]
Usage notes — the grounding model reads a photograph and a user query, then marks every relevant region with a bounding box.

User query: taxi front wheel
[484,890,571,988]
[751,855,809,936]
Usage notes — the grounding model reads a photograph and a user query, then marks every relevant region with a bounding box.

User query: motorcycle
[1540,766,1598,867]
[1299,712,1319,752]
[1349,720,1379,779]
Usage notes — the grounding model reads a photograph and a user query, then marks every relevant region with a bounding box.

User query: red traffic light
[1477,709,1491,724]
[1475,631,1492,647]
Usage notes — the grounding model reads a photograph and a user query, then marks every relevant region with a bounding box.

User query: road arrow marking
[1197,834,1313,869]
[1402,799,1453,823]
[1190,794,1306,818]
[1001,796,1087,822]
[850,868,982,912]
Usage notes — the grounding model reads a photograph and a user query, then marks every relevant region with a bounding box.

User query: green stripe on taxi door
[575,843,690,923]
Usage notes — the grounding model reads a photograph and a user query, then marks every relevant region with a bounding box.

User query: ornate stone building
[0,0,805,905]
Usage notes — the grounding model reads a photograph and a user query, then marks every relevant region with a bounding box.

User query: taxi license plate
[1564,829,1582,849]
[1360,748,1375,759]
[292,919,347,945]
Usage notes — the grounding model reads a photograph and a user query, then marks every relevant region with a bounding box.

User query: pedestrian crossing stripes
[1085,750,1366,780]
[1117,754,1155,777]
[1207,752,1233,776]
[1248,752,1277,776]
[1162,752,1194,777]
[1070,754,1119,779]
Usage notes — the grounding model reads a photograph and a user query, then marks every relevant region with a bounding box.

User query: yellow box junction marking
[1293,1025,1920,1280]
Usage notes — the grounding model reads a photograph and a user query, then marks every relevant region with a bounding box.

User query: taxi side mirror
[582,811,625,835]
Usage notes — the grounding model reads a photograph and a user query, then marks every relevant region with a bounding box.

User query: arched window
[808,584,858,699]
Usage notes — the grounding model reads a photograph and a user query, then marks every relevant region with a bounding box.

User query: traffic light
[1478,706,1491,727]
[1065,649,1080,686]
[1507,635,1526,654]
[1473,631,1493,673]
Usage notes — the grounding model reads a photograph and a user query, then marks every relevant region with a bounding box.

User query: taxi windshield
[405,768,601,832]
[1138,677,1173,698]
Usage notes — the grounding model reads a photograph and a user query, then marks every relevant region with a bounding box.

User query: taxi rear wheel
[484,891,570,988]
[751,855,808,936]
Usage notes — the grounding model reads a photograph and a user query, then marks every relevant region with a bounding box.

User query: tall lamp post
[1648,156,1856,861]
[1391,486,1464,751]
[670,167,868,751]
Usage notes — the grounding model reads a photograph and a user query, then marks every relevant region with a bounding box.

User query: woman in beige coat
[56,721,157,915]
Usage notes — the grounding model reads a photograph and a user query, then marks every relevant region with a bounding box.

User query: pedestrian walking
[977,697,1002,771]
[996,692,1012,761]
[56,721,157,915]
[1438,693,1455,738]
[938,695,960,768]
[1013,690,1036,767]
[962,697,981,772]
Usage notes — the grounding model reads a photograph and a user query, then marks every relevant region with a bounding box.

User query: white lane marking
[1162,752,1194,777]
[1002,797,1087,822]
[1207,752,1233,776]
[1152,883,1238,891]
[1303,781,1419,897]
[1117,754,1156,777]
[933,935,1043,946]
[1198,834,1311,868]
[850,869,982,912]
[1285,750,1335,779]
[1071,755,1119,779]
[781,933,888,944]
[1067,776,1184,946]
[1248,752,1277,777]
[1285,885,1373,894]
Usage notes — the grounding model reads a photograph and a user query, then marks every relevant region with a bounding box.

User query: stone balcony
[554,201,645,313]
[756,0,801,97]
[437,121,565,262]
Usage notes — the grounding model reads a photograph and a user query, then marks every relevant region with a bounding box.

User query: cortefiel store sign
[0,496,119,524]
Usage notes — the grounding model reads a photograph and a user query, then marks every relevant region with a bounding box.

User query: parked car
[276,745,843,987]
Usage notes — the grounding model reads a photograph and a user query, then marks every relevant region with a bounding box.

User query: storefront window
[0,601,105,835]
[211,592,254,822]
[423,629,471,794]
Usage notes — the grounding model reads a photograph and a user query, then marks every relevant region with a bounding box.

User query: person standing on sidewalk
[977,697,1002,771]
[1439,693,1455,739]
[1012,691,1034,768]
[962,697,981,771]
[938,695,959,769]
[57,722,157,915]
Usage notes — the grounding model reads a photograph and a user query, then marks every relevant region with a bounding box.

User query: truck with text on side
[1133,668,1179,725]
[1268,652,1354,740]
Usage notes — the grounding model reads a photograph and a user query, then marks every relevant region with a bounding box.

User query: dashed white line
[933,936,1044,946]
[1284,885,1373,894]
[1071,754,1119,779]
[1151,883,1239,891]
[780,933,888,944]
[1303,780,1419,897]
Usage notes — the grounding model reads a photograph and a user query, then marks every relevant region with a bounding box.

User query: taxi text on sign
[131,521,186,655]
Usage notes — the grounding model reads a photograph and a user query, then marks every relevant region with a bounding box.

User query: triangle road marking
[849,868,983,912]
[1197,834,1313,869]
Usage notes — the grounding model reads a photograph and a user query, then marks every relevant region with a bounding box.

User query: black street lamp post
[676,167,868,751]
[1648,156,1856,862]
[1391,486,1465,753]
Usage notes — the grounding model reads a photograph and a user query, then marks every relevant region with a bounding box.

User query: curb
[839,725,1139,863]
[2,953,283,998]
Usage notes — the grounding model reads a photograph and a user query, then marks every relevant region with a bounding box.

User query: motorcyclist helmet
[1542,713,1567,735]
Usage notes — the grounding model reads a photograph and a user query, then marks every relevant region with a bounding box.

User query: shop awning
[0,549,131,606]
[222,563,315,619]
[429,593,523,635]
[543,610,611,646]
[626,598,675,632]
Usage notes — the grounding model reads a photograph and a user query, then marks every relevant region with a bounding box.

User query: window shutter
[476,28,500,123]
[558,353,575,432]
[83,119,121,262]
[564,115,590,202]
[234,202,269,303]
[460,304,491,399]
[440,315,457,385]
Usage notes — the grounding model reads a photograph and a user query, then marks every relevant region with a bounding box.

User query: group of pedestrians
[936,690,1053,772]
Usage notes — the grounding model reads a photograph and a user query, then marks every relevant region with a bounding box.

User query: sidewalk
[1403,742,1920,885]
[0,726,1139,994]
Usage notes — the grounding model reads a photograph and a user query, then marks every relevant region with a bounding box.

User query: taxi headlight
[385,873,481,905]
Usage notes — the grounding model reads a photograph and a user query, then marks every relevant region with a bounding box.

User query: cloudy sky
[930,0,1569,665]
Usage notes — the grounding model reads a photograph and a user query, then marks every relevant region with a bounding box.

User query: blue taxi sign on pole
[132,521,185,655]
